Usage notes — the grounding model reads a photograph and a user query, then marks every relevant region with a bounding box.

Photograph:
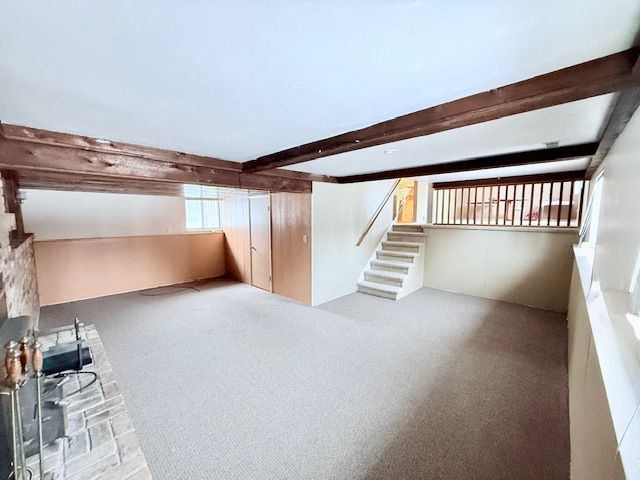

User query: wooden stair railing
[355,179,414,246]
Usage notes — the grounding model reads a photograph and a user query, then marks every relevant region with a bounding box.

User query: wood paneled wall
[271,192,311,304]
[219,194,251,283]
[220,191,312,304]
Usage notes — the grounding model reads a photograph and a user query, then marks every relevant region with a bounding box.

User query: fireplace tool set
[3,337,35,479]
[1,319,93,480]
[2,332,46,480]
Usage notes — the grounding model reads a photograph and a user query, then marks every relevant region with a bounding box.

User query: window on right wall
[432,177,590,228]
[631,250,640,315]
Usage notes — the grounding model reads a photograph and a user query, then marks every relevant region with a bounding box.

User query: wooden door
[271,192,311,304]
[249,195,272,291]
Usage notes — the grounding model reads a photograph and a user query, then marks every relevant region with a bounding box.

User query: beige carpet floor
[40,279,569,480]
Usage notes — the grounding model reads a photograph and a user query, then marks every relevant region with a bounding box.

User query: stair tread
[388,231,424,237]
[357,280,403,293]
[383,240,423,246]
[392,224,424,231]
[378,250,419,257]
[366,269,407,279]
[371,259,412,268]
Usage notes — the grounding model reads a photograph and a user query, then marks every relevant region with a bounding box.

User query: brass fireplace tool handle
[19,338,31,375]
[4,340,27,480]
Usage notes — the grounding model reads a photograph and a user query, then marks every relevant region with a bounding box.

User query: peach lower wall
[34,232,225,305]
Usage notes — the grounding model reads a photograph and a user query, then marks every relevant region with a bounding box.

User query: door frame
[394,180,418,223]
[248,193,273,292]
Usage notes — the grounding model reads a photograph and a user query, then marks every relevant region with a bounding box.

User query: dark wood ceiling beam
[15,170,187,196]
[258,168,337,184]
[432,170,587,189]
[337,142,598,184]
[0,124,337,184]
[0,138,312,193]
[242,48,640,173]
[0,123,240,169]
[585,53,640,177]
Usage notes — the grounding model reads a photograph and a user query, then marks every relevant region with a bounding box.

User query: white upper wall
[594,109,640,293]
[0,0,638,166]
[22,190,186,240]
[312,180,395,305]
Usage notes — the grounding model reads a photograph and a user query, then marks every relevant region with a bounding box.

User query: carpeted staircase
[357,224,425,300]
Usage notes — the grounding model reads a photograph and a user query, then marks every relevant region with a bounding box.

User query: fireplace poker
[31,339,44,480]
[4,341,26,480]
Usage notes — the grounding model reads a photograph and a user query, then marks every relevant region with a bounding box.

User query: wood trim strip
[432,169,587,189]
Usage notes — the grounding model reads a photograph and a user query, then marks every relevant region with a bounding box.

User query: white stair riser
[392,225,424,233]
[376,252,415,263]
[382,242,420,253]
[370,261,410,274]
[387,232,424,242]
[357,284,398,300]
[364,272,404,287]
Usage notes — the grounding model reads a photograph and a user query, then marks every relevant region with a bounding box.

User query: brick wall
[0,179,40,323]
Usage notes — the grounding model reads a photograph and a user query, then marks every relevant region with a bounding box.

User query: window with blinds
[432,178,589,228]
[183,185,221,230]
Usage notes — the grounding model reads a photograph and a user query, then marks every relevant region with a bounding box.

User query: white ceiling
[0,0,639,176]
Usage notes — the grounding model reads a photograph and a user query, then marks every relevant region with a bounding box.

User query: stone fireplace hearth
[27,324,152,480]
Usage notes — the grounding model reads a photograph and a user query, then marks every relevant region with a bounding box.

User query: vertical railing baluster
[547,182,554,226]
[538,183,544,226]
[454,188,458,224]
[528,184,534,226]
[567,181,575,227]
[503,185,509,225]
[498,186,502,225]
[489,186,494,225]
[519,184,525,225]
[473,187,478,225]
[578,181,586,227]
[510,185,517,225]
[496,186,501,225]
[445,190,450,224]
[557,181,564,227]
